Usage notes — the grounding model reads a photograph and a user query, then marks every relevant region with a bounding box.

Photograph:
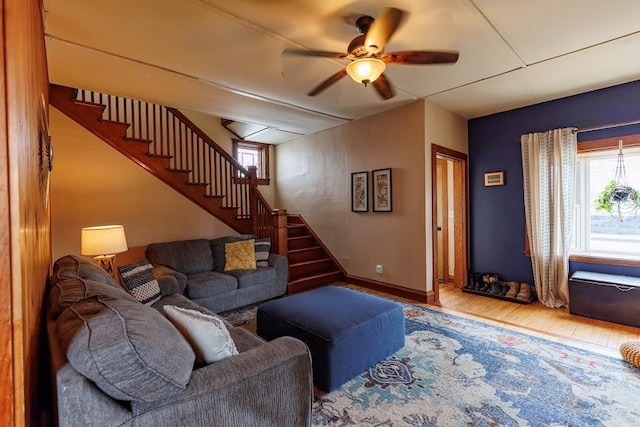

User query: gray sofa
[147,235,287,313]
[47,255,312,426]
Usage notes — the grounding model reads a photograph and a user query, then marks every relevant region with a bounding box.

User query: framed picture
[351,171,368,212]
[484,171,504,187]
[372,168,392,212]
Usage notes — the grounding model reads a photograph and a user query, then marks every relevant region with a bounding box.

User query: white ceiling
[44,0,640,144]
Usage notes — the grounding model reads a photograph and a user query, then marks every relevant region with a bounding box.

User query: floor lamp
[81,225,128,276]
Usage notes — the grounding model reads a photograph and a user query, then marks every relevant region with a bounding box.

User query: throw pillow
[118,260,162,305]
[163,305,239,365]
[224,239,257,271]
[254,238,271,268]
[57,296,195,402]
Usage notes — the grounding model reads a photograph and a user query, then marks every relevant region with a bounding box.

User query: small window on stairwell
[233,139,270,185]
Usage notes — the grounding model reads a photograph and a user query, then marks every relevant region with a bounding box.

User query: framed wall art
[372,168,392,212]
[351,171,368,212]
[484,171,504,187]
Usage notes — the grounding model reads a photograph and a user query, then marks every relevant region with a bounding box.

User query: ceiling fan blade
[381,50,459,65]
[308,69,348,96]
[364,7,406,55]
[284,48,349,59]
[372,73,394,100]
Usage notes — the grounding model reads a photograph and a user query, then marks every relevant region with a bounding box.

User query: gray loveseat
[147,235,287,313]
[48,255,312,426]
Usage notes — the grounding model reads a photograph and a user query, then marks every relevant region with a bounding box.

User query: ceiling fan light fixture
[346,58,386,86]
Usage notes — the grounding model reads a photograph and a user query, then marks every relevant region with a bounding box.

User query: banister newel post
[248,166,259,234]
[272,209,288,256]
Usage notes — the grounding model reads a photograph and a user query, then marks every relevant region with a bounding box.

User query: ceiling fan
[284,7,459,100]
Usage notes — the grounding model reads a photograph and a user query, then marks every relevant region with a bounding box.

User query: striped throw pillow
[254,239,271,268]
[118,261,161,305]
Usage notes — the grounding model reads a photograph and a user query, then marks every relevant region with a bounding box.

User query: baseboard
[344,275,431,304]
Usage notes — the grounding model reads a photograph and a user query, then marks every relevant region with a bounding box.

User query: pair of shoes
[516,283,532,301]
[489,282,503,295]
[505,281,520,298]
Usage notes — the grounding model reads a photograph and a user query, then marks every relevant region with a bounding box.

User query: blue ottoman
[257,286,405,392]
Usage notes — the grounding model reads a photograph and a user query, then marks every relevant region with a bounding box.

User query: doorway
[431,144,468,303]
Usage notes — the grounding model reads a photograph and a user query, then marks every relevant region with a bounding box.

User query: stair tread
[290,258,332,267]
[288,246,322,253]
[167,167,192,173]
[123,136,153,144]
[287,235,313,241]
[146,153,172,159]
[289,270,342,284]
[287,224,306,228]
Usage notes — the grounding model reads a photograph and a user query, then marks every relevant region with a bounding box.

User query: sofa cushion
[186,271,238,299]
[118,261,162,306]
[57,295,195,402]
[49,277,137,319]
[224,239,257,271]
[52,255,122,289]
[211,234,256,272]
[147,239,213,275]
[254,238,271,268]
[164,305,238,365]
[225,267,276,289]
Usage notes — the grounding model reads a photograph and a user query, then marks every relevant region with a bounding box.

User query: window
[572,142,640,261]
[232,140,269,184]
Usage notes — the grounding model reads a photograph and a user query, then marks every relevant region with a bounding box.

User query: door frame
[431,144,468,303]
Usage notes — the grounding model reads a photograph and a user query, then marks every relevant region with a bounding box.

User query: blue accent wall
[468,80,640,282]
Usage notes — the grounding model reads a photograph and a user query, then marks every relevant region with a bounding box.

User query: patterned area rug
[223,301,640,426]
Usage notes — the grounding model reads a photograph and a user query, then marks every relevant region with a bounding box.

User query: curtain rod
[574,118,640,134]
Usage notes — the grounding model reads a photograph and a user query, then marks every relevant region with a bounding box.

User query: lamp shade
[81,225,128,256]
[346,58,386,85]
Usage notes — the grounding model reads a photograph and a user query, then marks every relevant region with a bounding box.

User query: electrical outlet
[375,265,383,274]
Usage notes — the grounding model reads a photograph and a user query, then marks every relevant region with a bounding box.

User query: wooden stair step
[287,224,309,238]
[287,214,304,225]
[289,258,335,279]
[288,271,344,294]
[287,235,316,250]
[288,246,325,263]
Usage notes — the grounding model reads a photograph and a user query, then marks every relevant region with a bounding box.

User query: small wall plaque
[484,171,504,187]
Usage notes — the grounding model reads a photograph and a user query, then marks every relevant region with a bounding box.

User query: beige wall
[276,99,467,294]
[276,101,428,292]
[50,107,236,260]
[423,100,468,291]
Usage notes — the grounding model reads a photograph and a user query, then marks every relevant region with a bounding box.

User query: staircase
[287,214,344,293]
[50,84,343,291]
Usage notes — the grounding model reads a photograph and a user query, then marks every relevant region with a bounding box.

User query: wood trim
[431,144,469,303]
[232,139,270,181]
[570,254,640,268]
[0,0,14,424]
[453,160,467,287]
[343,275,431,304]
[578,134,640,153]
[436,158,449,285]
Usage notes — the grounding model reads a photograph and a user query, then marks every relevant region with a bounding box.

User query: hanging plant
[593,141,640,222]
[594,180,639,215]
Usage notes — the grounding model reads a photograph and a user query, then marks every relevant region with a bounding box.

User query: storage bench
[256,286,405,392]
[569,271,640,328]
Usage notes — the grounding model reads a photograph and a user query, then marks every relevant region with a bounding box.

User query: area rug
[222,301,640,426]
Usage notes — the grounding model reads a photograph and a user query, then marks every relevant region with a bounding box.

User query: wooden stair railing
[50,84,258,233]
[51,83,345,291]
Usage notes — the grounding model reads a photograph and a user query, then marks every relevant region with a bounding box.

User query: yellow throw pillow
[224,239,257,271]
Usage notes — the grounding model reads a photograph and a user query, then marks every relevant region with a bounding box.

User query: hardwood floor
[343,282,640,358]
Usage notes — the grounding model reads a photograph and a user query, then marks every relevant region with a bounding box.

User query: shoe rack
[461,273,536,304]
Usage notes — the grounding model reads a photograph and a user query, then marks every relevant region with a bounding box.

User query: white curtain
[521,128,576,308]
